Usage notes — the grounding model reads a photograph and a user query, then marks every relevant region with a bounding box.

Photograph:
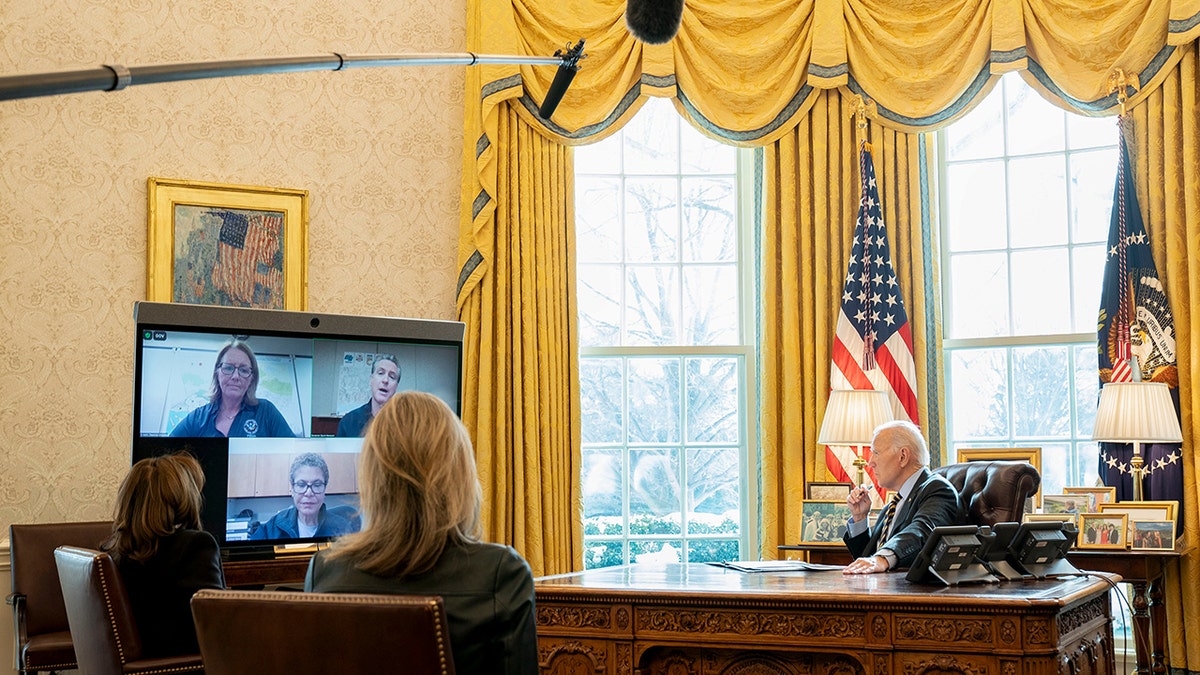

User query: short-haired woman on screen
[251,452,356,540]
[101,453,225,658]
[305,391,537,674]
[170,339,295,438]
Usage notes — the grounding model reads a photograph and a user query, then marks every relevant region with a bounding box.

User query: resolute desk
[534,562,1117,675]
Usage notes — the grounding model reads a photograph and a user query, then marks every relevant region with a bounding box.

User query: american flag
[211,210,284,308]
[827,144,920,494]
[1096,121,1182,515]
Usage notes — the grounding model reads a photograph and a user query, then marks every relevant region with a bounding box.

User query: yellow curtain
[1128,40,1200,670]
[758,90,940,554]
[456,98,582,576]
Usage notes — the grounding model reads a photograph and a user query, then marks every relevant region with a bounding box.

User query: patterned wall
[0,0,467,528]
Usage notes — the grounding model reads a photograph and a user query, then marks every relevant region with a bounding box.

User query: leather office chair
[191,589,456,674]
[933,460,1041,527]
[7,521,112,674]
[53,546,203,675]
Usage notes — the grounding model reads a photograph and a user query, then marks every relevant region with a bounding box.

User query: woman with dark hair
[101,453,225,658]
[305,391,537,674]
[170,339,295,438]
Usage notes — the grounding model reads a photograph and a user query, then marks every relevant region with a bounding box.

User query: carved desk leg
[1147,576,1167,675]
[1129,580,1150,675]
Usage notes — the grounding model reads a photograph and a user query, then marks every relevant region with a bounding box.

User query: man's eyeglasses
[217,364,254,379]
[292,480,327,494]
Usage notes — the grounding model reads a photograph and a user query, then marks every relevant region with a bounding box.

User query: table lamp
[817,389,893,487]
[1091,381,1182,501]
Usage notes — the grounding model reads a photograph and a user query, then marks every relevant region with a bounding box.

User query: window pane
[945,161,1007,252]
[584,540,623,569]
[580,357,623,443]
[687,539,739,563]
[949,252,1009,338]
[576,176,622,263]
[1006,78,1065,155]
[578,264,621,347]
[1074,344,1099,438]
[950,348,1009,438]
[630,449,681,520]
[1073,441,1099,486]
[581,448,623,535]
[686,447,740,534]
[1010,249,1070,335]
[1072,244,1105,333]
[1067,113,1118,150]
[1008,156,1067,248]
[625,177,679,263]
[630,539,683,563]
[1011,346,1070,438]
[686,357,739,442]
[576,135,622,173]
[626,266,679,345]
[627,358,680,443]
[946,90,1003,161]
[683,265,738,345]
[623,103,678,174]
[1069,148,1118,246]
[682,177,736,262]
[1039,442,1071,494]
[681,127,737,174]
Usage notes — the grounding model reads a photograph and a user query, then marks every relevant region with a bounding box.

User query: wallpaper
[0,0,467,528]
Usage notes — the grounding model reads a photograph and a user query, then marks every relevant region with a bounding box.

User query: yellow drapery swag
[461,1,1200,657]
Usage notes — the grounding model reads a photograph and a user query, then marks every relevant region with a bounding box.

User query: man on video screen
[336,355,400,437]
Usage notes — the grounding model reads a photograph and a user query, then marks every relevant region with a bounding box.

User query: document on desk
[707,560,844,573]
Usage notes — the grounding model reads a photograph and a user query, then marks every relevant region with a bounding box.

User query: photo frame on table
[147,177,308,310]
[1130,520,1175,551]
[1024,512,1078,529]
[806,482,853,501]
[798,500,852,546]
[1041,494,1087,515]
[956,447,1043,507]
[1063,486,1116,512]
[1078,513,1128,550]
[1098,501,1178,541]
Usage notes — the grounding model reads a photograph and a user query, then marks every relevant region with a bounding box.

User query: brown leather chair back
[933,460,1041,527]
[53,546,203,675]
[191,589,456,675]
[7,521,111,674]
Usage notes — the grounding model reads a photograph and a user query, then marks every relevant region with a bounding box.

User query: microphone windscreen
[538,64,578,120]
[625,0,684,45]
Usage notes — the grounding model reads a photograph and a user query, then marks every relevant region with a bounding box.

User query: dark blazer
[843,467,964,568]
[305,540,537,675]
[116,528,226,658]
[250,503,355,540]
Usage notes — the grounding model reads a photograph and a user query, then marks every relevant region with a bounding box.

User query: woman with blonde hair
[306,391,537,674]
[101,453,225,657]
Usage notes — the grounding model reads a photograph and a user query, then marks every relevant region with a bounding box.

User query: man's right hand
[847,485,872,521]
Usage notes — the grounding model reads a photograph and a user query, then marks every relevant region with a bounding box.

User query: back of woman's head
[331,390,481,578]
[103,453,205,564]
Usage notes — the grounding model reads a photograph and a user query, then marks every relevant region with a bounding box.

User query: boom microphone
[538,39,587,120]
[625,0,684,45]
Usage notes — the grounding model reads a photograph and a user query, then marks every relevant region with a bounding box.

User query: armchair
[932,460,1041,527]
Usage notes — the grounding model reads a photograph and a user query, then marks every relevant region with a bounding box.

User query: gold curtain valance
[471,0,1200,141]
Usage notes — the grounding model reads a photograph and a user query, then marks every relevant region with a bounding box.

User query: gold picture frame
[956,447,1043,507]
[1130,520,1175,551]
[1097,501,1178,541]
[798,500,852,546]
[1078,513,1128,550]
[1062,486,1117,511]
[147,177,308,310]
[1023,512,1078,530]
[806,481,853,501]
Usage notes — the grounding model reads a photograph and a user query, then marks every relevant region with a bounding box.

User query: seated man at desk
[843,420,963,574]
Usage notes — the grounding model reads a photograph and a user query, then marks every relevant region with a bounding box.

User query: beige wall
[0,0,467,544]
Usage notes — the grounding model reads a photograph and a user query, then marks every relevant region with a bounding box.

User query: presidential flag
[827,144,920,494]
[211,210,285,308]
[1096,122,1182,512]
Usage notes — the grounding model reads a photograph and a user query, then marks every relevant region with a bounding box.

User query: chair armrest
[7,592,28,673]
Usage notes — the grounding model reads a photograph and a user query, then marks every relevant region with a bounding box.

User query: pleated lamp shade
[1092,382,1183,444]
[817,389,894,446]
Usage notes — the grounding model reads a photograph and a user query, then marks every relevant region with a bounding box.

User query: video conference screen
[131,302,465,552]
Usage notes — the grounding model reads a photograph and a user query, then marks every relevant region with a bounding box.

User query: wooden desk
[534,562,1117,675]
[222,554,311,588]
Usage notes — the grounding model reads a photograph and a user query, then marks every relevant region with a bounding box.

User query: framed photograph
[1042,494,1087,515]
[1130,520,1175,551]
[806,482,853,501]
[1098,501,1178,541]
[147,177,308,310]
[956,447,1043,507]
[1078,513,1129,550]
[1063,486,1116,512]
[799,500,853,546]
[1024,512,1078,529]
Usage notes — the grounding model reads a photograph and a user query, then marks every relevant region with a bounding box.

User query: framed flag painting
[147,178,308,310]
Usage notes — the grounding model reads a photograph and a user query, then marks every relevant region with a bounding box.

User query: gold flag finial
[1107,68,1139,117]
[850,94,876,151]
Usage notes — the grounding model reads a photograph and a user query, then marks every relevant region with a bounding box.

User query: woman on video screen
[251,452,357,540]
[170,339,295,438]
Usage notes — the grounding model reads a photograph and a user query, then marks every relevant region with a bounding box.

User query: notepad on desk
[706,560,844,573]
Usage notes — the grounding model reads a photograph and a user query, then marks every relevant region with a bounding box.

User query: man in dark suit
[842,420,963,574]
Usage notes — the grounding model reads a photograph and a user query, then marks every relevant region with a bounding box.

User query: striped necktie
[878,492,902,541]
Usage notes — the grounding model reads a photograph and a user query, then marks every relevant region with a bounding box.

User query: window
[575,98,754,569]
[940,73,1117,496]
